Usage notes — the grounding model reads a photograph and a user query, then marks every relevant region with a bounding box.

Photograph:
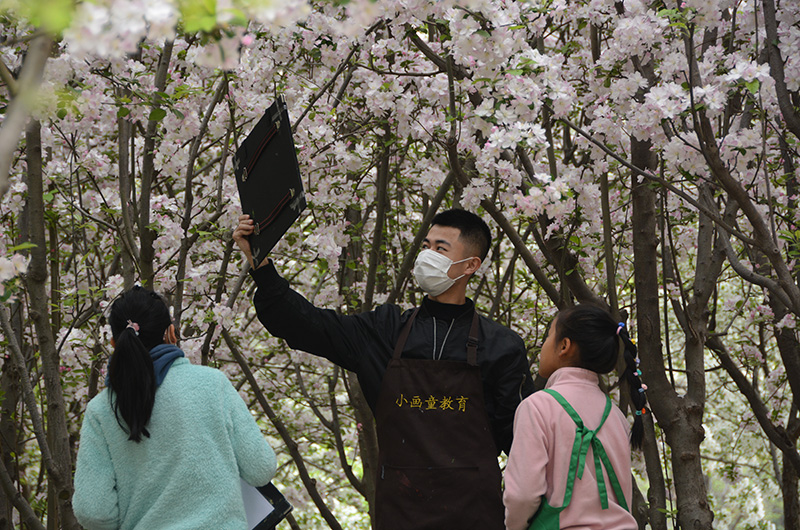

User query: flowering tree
[1,0,799,528]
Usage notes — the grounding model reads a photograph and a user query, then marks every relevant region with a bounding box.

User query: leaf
[744,79,760,95]
[505,69,524,76]
[9,242,37,252]
[117,107,131,118]
[148,108,167,122]
[180,0,218,33]
[26,0,75,33]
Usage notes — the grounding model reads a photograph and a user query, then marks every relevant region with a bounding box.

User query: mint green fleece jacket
[73,358,277,530]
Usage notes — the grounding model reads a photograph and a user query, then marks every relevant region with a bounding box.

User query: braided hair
[554,304,647,449]
[107,286,172,442]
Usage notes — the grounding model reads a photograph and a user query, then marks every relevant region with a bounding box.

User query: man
[233,208,534,530]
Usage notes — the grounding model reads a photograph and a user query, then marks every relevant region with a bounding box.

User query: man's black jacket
[250,261,534,455]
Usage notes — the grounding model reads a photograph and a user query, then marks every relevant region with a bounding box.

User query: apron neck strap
[466,311,479,366]
[393,306,421,360]
[393,307,481,365]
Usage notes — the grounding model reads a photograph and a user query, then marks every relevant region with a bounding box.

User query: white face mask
[413,249,476,297]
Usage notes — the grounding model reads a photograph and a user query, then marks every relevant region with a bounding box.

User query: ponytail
[555,305,649,450]
[107,287,171,443]
[617,324,647,450]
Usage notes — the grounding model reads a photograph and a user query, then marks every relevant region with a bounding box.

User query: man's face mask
[413,249,476,297]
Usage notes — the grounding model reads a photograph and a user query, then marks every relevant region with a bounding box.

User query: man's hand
[233,214,267,270]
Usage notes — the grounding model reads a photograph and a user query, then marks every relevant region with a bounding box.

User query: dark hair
[554,304,647,449]
[430,209,492,260]
[107,286,172,442]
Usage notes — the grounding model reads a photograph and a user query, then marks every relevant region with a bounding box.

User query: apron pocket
[378,464,481,529]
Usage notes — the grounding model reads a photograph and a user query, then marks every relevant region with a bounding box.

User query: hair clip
[126,320,140,336]
[616,322,625,336]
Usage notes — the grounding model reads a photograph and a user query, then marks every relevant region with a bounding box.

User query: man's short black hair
[430,209,492,260]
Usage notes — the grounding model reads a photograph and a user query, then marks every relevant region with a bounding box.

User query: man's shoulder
[477,312,525,342]
[364,301,414,322]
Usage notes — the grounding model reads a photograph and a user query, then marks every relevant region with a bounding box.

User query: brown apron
[374,307,505,530]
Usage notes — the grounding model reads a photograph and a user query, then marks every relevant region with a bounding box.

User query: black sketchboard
[242,481,293,530]
[234,96,307,266]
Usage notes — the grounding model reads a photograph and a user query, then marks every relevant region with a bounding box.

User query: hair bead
[616,322,625,335]
[126,320,140,336]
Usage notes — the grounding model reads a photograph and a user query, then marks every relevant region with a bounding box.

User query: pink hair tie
[616,322,625,335]
[126,320,140,336]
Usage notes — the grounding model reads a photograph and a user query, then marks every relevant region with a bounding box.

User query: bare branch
[293,43,360,133]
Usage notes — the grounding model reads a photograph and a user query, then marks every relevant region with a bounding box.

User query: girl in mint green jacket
[73,287,276,530]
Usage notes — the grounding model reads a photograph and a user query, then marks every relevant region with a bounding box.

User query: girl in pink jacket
[504,304,647,530]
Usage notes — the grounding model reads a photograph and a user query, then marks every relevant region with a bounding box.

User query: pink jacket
[504,367,637,530]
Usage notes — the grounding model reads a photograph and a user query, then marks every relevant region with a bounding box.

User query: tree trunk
[630,137,670,530]
[0,310,21,529]
[783,407,800,530]
[24,120,80,530]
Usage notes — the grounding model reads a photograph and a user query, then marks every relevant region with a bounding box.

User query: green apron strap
[542,389,628,512]
[595,443,629,511]
[541,390,582,508]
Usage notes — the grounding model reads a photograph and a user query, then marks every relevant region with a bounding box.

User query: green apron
[528,389,629,530]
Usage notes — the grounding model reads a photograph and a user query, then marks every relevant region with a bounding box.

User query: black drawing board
[234,96,307,266]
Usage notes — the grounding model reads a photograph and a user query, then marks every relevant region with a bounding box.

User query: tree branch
[0,34,51,198]
[0,304,60,489]
[222,329,344,530]
[708,336,800,474]
[762,0,800,140]
[327,368,366,495]
[386,170,455,305]
[139,40,174,287]
[0,458,45,530]
[173,76,228,326]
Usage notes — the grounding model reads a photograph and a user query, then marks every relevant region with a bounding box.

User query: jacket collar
[421,296,475,321]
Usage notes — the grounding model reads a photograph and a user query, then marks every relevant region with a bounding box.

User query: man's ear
[465,256,482,275]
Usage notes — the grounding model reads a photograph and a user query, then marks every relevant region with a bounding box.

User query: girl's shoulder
[85,388,111,415]
[170,358,228,378]
[517,389,564,418]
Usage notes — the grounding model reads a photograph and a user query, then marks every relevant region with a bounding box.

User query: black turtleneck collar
[421,296,475,321]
